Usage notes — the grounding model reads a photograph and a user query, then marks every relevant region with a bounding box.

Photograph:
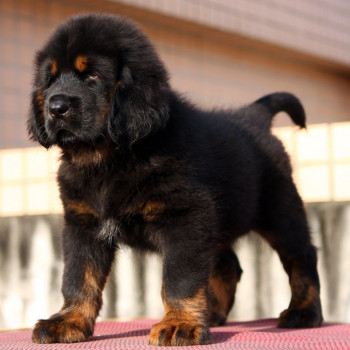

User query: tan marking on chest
[141,201,165,221]
[71,150,104,167]
[68,144,114,167]
[66,200,99,218]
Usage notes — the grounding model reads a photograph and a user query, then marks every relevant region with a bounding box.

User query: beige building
[0,0,349,329]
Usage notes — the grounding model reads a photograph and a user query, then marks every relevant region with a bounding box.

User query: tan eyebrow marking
[74,55,88,72]
[51,60,58,75]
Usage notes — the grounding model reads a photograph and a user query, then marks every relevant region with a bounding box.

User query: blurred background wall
[0,0,350,329]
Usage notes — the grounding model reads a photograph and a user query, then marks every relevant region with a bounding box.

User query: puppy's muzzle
[49,95,71,119]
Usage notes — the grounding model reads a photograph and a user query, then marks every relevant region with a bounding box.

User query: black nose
[49,96,70,118]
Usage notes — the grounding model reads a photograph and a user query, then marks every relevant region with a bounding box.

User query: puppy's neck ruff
[60,141,115,168]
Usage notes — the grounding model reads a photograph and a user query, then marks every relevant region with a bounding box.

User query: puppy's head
[28,14,170,150]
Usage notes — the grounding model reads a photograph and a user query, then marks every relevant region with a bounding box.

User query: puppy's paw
[32,316,92,344]
[149,321,211,346]
[278,308,323,329]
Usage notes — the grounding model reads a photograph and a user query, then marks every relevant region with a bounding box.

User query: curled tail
[244,92,306,130]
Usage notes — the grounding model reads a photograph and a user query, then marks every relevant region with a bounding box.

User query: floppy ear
[108,66,170,147]
[27,88,51,149]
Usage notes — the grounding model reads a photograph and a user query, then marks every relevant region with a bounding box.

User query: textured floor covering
[1,318,350,349]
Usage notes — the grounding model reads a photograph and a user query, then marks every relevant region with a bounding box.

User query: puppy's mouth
[56,129,77,147]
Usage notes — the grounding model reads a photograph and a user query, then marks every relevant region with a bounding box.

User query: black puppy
[28,13,323,346]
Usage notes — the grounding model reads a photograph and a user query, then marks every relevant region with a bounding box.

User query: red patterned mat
[1,318,350,349]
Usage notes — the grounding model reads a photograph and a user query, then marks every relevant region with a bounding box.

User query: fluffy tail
[245,92,306,130]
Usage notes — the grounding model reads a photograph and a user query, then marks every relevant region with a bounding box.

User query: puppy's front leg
[32,223,115,344]
[149,247,212,346]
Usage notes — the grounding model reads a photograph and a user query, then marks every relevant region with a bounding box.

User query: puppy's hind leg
[208,248,242,326]
[255,180,323,328]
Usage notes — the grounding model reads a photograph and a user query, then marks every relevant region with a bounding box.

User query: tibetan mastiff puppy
[28,13,322,346]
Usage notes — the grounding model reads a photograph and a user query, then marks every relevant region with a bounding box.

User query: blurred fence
[1,203,349,329]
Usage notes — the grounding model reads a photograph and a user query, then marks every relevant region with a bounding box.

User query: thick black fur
[28,14,323,346]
